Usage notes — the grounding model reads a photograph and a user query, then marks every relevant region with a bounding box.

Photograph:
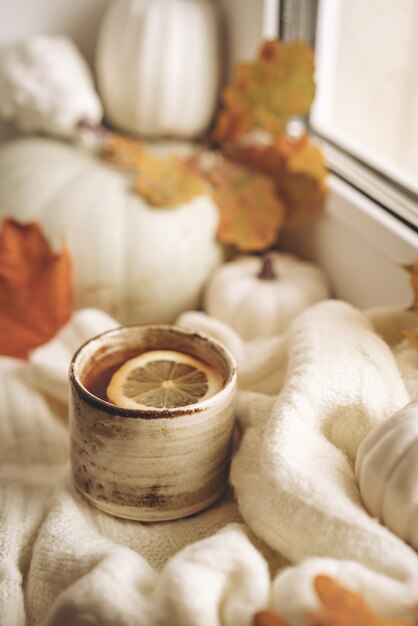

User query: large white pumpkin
[0,138,223,324]
[96,0,221,139]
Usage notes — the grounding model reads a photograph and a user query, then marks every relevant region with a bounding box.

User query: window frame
[308,0,418,230]
[275,0,418,307]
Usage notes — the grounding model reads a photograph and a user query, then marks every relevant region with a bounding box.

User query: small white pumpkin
[96,0,221,139]
[0,137,223,324]
[355,400,418,549]
[0,35,102,138]
[203,252,330,340]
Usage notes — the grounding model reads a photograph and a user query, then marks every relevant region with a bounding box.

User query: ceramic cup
[69,324,237,521]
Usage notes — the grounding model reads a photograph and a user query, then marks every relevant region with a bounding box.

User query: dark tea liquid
[83,350,142,402]
[83,349,224,408]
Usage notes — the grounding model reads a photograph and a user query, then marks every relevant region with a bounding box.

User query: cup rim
[70,323,237,419]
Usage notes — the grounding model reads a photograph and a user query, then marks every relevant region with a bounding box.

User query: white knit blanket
[2,301,418,626]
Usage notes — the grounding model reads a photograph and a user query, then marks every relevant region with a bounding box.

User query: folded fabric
[30,308,117,405]
[1,302,418,626]
[179,301,418,620]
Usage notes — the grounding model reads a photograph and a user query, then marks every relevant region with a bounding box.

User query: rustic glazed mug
[69,324,237,521]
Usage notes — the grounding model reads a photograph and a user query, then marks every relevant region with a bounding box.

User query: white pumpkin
[96,0,221,139]
[0,137,223,324]
[355,400,418,549]
[203,253,330,340]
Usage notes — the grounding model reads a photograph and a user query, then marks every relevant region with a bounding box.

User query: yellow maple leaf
[135,152,208,208]
[214,39,315,145]
[225,133,327,223]
[208,158,286,251]
[100,132,206,208]
[277,134,327,223]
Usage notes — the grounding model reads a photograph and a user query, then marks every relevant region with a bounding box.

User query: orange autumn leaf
[252,610,291,626]
[403,330,418,351]
[214,39,315,145]
[0,219,73,359]
[312,575,414,626]
[135,152,208,208]
[225,134,327,223]
[208,158,286,251]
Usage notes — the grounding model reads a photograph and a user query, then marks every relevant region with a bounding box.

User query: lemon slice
[106,350,223,410]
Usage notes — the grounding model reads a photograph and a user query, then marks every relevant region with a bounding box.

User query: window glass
[311,0,418,196]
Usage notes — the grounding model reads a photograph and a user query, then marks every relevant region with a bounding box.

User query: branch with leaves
[100,39,327,253]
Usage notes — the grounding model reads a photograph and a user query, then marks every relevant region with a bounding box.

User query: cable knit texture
[1,302,418,626]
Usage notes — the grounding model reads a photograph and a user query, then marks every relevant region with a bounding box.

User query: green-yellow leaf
[135,152,208,208]
[100,132,144,169]
[225,134,327,223]
[208,159,286,251]
[100,132,207,208]
[214,39,315,144]
[277,134,327,223]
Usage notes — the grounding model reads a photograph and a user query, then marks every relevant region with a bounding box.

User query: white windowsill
[281,173,418,309]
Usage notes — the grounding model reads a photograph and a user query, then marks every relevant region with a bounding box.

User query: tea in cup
[69,324,237,521]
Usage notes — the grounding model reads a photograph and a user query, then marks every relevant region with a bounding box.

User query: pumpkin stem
[257,253,278,280]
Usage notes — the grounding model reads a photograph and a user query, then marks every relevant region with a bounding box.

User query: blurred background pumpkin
[0,137,223,323]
